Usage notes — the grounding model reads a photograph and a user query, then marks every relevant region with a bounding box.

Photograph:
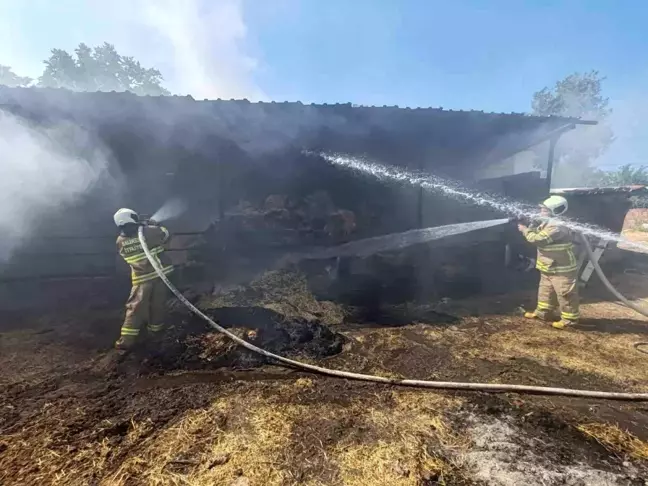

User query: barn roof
[0,87,595,175]
[551,185,647,196]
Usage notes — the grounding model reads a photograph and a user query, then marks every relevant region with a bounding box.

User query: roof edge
[551,185,646,195]
[0,86,597,124]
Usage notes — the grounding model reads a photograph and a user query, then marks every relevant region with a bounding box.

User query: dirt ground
[1,269,648,486]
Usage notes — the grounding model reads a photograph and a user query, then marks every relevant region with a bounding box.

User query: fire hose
[139,226,648,401]
[577,233,648,356]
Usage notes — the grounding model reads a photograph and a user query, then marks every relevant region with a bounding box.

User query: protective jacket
[116,225,174,284]
[523,221,578,275]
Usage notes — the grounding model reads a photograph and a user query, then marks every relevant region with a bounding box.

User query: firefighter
[113,208,174,351]
[517,195,580,329]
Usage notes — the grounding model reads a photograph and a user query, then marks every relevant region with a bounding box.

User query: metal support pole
[417,159,424,229]
[217,156,225,222]
[546,136,558,193]
[417,186,424,229]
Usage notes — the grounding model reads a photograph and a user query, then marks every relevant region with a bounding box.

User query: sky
[1,0,647,169]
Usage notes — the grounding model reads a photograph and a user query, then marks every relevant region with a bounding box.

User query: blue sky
[247,0,648,111]
[1,0,647,167]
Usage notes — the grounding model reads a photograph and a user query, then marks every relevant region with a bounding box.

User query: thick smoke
[0,110,113,261]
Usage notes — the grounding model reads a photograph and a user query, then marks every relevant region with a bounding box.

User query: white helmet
[541,195,568,216]
[113,208,140,227]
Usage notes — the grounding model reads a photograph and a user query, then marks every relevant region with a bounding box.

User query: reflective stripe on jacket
[117,225,174,284]
[523,221,578,275]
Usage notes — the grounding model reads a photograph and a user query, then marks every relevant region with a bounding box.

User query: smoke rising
[598,95,648,172]
[0,110,112,261]
[137,0,265,101]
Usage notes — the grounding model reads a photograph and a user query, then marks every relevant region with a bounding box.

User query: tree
[39,42,170,96]
[532,71,614,188]
[532,71,611,119]
[0,65,32,87]
[596,165,648,208]
[39,49,80,90]
[599,164,648,185]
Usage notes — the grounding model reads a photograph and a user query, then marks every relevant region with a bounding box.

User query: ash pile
[140,271,348,373]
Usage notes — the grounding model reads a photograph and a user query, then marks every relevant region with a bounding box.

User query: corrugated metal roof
[551,185,647,196]
[0,86,599,180]
[0,86,596,125]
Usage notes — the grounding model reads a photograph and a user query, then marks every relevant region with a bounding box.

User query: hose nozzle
[509,214,530,225]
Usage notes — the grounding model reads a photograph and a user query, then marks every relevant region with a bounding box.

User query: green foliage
[1,43,169,95]
[532,70,611,119]
[631,196,648,209]
[532,71,614,188]
[0,65,32,87]
[593,164,648,208]
[39,43,170,96]
[599,164,648,186]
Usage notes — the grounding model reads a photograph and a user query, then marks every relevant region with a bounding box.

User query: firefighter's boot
[146,324,169,347]
[114,336,137,352]
[524,310,553,321]
[552,319,577,330]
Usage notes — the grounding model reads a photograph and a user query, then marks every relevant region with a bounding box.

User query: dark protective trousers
[535,272,580,322]
[120,279,169,345]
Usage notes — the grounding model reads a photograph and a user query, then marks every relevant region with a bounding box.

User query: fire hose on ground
[577,233,648,356]
[139,226,648,401]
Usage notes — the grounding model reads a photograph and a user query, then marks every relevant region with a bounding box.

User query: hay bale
[201,270,346,326]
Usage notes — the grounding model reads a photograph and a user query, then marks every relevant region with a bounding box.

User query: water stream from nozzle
[291,218,510,262]
[151,198,187,223]
[318,152,648,250]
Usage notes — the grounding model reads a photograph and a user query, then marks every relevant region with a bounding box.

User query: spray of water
[151,197,187,223]
[318,152,648,250]
[291,218,511,262]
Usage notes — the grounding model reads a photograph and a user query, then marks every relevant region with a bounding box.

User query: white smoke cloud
[0,110,113,260]
[135,0,265,101]
[0,0,265,265]
[598,94,648,170]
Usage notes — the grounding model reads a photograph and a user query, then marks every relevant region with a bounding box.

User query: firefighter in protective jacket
[518,195,580,329]
[113,208,174,351]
